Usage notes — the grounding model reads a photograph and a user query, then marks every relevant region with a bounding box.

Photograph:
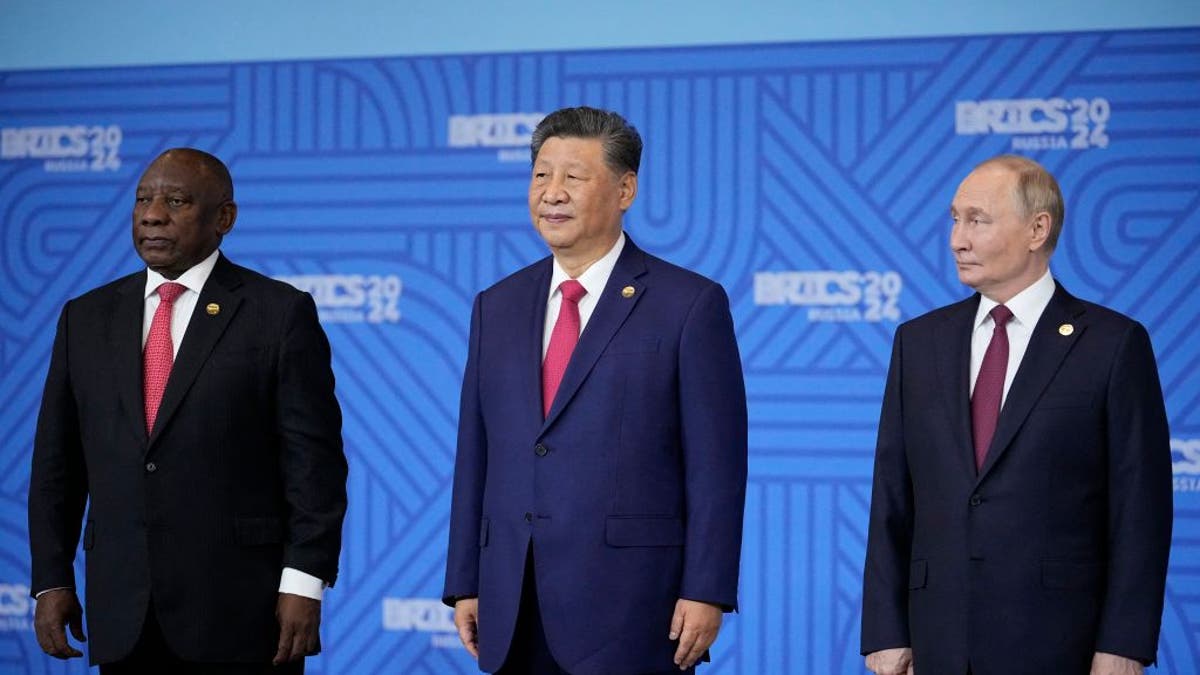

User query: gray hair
[975,154,1065,252]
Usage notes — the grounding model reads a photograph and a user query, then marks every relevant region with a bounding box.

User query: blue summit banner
[1,27,1197,674]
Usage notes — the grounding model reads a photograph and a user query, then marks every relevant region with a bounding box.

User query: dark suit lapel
[147,254,244,450]
[525,260,553,427]
[114,272,149,443]
[934,295,980,480]
[977,284,1086,480]
[542,239,647,429]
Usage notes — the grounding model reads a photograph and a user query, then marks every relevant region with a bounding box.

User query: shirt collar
[974,267,1056,330]
[548,232,626,300]
[144,248,221,299]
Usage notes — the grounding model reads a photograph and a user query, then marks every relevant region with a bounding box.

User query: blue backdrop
[1,26,1198,674]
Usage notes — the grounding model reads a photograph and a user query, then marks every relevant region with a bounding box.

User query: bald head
[154,148,234,202]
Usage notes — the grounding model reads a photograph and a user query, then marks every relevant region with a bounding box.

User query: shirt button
[146,462,157,473]
[534,444,548,457]
[969,494,982,507]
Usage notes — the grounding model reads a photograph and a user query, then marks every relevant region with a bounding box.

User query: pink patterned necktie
[971,304,1014,471]
[542,280,587,418]
[144,282,187,434]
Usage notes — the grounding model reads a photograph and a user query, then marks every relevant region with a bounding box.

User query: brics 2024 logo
[0,124,122,172]
[381,598,460,649]
[1172,438,1200,493]
[447,113,545,162]
[0,583,34,632]
[955,97,1110,151]
[753,270,902,322]
[276,274,402,325]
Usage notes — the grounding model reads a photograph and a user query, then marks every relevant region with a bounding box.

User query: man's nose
[949,223,967,251]
[541,175,568,203]
[140,197,167,225]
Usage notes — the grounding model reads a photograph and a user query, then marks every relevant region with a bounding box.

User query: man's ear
[217,201,237,236]
[618,172,638,211]
[1028,210,1051,252]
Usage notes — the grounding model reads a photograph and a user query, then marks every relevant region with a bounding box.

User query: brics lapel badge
[621,286,636,298]
[1058,323,1074,336]
[206,303,220,316]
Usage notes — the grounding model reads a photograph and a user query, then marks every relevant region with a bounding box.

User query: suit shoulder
[641,251,725,294]
[1074,296,1142,330]
[895,295,976,334]
[476,256,552,300]
[229,261,313,301]
[66,270,143,309]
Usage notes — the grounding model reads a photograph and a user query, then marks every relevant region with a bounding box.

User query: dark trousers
[496,546,692,675]
[100,603,303,675]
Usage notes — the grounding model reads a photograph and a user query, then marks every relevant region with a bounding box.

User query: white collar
[974,267,1056,329]
[143,248,221,299]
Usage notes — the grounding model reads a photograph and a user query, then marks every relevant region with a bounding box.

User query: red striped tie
[144,282,187,434]
[972,304,1014,471]
[542,280,587,418]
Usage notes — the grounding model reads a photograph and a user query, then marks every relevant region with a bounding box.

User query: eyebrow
[950,205,986,217]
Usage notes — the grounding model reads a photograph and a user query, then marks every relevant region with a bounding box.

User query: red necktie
[542,280,587,418]
[971,304,1014,471]
[144,282,187,434]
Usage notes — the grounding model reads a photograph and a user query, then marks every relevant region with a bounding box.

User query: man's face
[949,164,1048,302]
[132,152,235,280]
[528,136,636,264]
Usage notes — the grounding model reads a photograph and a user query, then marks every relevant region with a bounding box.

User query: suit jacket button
[969,494,982,507]
[145,462,157,473]
[524,512,533,522]
[534,444,548,457]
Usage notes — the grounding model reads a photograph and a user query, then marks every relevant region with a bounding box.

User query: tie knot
[989,304,1013,328]
[156,282,187,304]
[559,280,586,304]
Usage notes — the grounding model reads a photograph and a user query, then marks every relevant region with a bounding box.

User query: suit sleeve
[443,293,486,606]
[28,303,89,596]
[861,327,913,654]
[276,292,348,586]
[676,283,748,611]
[1093,321,1172,663]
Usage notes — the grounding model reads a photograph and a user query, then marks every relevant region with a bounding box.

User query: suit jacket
[861,283,1172,674]
[443,237,748,674]
[28,253,347,665]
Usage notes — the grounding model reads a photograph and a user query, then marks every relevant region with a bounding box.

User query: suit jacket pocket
[605,515,684,547]
[1041,560,1105,590]
[209,346,269,370]
[82,520,95,551]
[602,335,660,356]
[1037,391,1094,409]
[479,517,490,548]
[908,559,928,589]
[234,516,283,546]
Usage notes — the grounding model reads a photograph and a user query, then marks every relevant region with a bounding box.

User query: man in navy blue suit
[862,155,1172,675]
[443,106,748,674]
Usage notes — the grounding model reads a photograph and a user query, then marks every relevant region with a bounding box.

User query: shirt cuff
[279,567,326,601]
[34,586,72,599]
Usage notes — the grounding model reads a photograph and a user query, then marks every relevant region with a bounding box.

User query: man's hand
[865,647,913,675]
[33,589,86,659]
[669,599,722,670]
[454,598,480,658]
[274,593,321,665]
[1091,651,1143,675]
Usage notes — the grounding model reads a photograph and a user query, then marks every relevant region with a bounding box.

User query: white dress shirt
[143,248,326,602]
[969,268,1057,407]
[542,232,626,358]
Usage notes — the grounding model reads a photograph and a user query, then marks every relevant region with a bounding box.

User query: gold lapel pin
[206,303,220,316]
[1058,323,1073,336]
[621,286,636,298]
